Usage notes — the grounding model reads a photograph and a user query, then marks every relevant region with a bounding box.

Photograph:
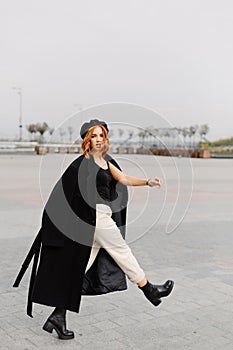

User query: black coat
[13,154,128,316]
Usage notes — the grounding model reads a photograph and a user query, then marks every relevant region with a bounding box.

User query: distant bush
[205,137,233,147]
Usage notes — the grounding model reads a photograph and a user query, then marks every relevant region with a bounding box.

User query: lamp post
[12,87,23,141]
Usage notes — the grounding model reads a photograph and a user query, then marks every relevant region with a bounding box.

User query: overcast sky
[1,0,233,141]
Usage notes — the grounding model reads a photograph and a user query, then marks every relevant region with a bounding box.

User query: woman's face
[90,126,105,151]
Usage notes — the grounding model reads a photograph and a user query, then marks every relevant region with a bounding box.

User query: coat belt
[13,231,42,317]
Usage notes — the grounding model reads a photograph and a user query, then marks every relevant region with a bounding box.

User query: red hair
[81,125,109,158]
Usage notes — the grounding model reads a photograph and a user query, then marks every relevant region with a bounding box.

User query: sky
[1,0,233,141]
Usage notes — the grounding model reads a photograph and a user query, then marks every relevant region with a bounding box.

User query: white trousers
[86,204,145,284]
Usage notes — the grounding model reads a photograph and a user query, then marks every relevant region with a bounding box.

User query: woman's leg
[94,204,174,307]
[94,204,145,284]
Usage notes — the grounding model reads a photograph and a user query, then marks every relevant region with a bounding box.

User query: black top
[95,161,117,203]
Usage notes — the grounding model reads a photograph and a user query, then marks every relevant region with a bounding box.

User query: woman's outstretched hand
[147,177,163,188]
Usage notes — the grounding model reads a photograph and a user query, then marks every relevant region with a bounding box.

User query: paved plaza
[1,153,233,349]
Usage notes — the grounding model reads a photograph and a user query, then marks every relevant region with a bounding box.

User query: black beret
[80,119,109,139]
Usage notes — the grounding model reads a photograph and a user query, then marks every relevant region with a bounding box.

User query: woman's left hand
[148,177,163,188]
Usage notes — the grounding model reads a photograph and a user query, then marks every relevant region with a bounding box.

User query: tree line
[204,137,233,147]
[26,123,74,143]
[26,122,210,148]
[114,124,210,149]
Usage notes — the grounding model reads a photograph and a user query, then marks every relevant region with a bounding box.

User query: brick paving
[1,154,233,349]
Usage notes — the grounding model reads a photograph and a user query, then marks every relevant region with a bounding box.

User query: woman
[13,119,174,340]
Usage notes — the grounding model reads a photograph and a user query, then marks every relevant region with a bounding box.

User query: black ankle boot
[43,307,74,340]
[139,280,174,307]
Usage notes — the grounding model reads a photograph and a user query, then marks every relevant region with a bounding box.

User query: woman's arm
[108,161,162,188]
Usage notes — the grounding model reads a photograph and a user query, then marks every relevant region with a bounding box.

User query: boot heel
[154,298,162,307]
[43,320,54,333]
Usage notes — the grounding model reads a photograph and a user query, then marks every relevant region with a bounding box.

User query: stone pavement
[1,154,233,349]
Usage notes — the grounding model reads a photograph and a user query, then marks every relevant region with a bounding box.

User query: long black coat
[13,154,128,316]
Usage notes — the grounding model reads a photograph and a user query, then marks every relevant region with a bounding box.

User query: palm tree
[36,122,49,143]
[67,126,74,143]
[199,124,210,142]
[170,128,178,149]
[144,127,153,147]
[48,127,55,138]
[26,124,37,141]
[175,127,183,147]
[188,125,197,148]
[150,128,159,148]
[156,129,165,149]
[158,129,168,149]
[123,129,134,145]
[182,127,189,148]
[108,129,114,139]
[118,128,124,138]
[138,130,146,146]
[118,128,124,145]
[128,129,134,141]
[164,129,171,149]
[59,128,66,143]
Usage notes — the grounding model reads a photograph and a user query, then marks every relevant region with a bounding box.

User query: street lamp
[12,87,23,141]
